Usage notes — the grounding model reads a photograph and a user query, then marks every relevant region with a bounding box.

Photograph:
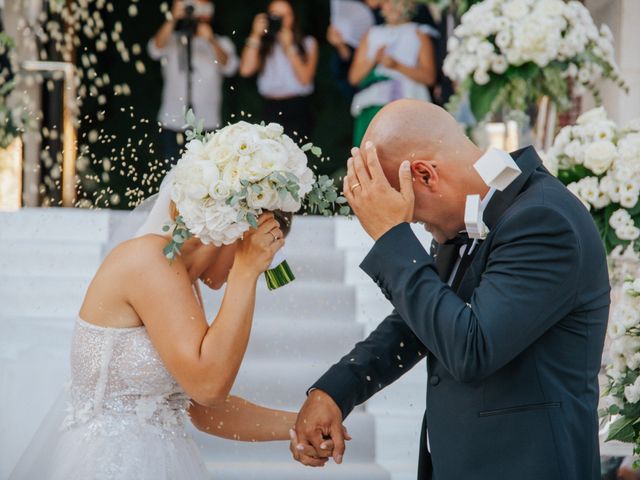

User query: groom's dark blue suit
[312,147,611,479]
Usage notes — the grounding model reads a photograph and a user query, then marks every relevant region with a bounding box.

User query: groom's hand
[343,141,415,241]
[293,389,347,465]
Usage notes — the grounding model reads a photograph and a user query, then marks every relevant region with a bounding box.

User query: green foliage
[162,216,194,262]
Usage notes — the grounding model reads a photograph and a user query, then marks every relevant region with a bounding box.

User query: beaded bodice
[63,317,190,436]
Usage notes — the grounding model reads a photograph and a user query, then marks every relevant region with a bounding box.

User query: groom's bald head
[362,100,472,184]
[360,99,486,242]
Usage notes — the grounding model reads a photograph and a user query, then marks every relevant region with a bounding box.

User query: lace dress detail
[30,318,209,480]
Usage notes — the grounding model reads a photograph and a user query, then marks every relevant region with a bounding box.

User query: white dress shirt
[147,33,239,130]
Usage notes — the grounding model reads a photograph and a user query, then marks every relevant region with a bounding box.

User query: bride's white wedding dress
[10,316,210,479]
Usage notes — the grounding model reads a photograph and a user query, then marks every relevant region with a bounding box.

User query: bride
[10,180,333,478]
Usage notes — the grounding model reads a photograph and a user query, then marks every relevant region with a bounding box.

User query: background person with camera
[147,0,238,164]
[239,0,318,141]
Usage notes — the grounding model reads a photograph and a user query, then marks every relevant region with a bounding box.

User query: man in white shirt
[148,0,238,164]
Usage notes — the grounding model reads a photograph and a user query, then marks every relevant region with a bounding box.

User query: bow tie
[444,233,472,247]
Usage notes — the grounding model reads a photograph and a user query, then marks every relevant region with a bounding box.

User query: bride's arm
[189,396,296,441]
[127,214,283,407]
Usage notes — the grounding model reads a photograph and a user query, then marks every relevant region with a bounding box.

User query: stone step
[0,315,364,363]
[245,319,363,361]
[192,411,378,463]
[204,462,390,480]
[0,208,111,243]
[0,275,356,320]
[230,361,351,410]
[0,241,344,282]
[0,240,104,275]
[0,209,340,250]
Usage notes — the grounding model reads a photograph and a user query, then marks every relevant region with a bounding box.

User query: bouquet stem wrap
[265,250,295,290]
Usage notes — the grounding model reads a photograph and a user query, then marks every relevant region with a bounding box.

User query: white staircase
[0,209,392,480]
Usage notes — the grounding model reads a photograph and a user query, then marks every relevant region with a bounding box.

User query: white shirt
[446,187,497,285]
[147,33,239,130]
[257,37,316,99]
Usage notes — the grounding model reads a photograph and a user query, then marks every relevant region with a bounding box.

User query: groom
[291,100,610,479]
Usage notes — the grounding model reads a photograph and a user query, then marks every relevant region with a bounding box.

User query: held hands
[233,213,284,277]
[290,389,351,467]
[343,142,415,241]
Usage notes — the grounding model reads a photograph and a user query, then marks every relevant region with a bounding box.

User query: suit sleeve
[360,205,581,384]
[310,310,426,420]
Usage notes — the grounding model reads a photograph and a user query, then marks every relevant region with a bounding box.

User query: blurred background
[1,0,640,479]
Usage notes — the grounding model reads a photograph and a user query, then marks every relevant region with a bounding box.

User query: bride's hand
[233,213,284,277]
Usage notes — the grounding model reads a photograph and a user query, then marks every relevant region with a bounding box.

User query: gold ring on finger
[351,183,362,192]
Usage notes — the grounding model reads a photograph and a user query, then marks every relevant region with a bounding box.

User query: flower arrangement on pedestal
[443,0,627,123]
[602,278,640,457]
[545,107,640,260]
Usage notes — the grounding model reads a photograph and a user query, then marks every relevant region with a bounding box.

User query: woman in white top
[148,0,239,164]
[349,0,436,146]
[240,0,318,141]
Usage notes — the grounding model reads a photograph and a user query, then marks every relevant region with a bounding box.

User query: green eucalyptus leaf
[247,212,258,229]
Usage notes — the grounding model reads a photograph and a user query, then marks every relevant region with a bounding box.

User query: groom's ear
[412,160,438,191]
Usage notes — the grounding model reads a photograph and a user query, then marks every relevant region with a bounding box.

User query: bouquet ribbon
[265,249,295,291]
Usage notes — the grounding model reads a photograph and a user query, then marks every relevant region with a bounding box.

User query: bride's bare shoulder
[104,235,175,272]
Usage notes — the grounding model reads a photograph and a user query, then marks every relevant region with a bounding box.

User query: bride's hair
[169,201,293,237]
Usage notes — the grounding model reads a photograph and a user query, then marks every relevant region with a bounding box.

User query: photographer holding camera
[240,0,318,140]
[148,0,238,164]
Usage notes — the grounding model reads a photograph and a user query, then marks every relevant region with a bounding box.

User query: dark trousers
[262,95,313,142]
[159,128,186,166]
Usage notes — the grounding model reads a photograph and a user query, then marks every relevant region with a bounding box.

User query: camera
[184,0,214,19]
[266,14,283,36]
[175,0,214,35]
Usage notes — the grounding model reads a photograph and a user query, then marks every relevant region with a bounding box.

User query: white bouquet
[602,278,640,457]
[164,112,349,289]
[546,107,640,257]
[443,0,627,122]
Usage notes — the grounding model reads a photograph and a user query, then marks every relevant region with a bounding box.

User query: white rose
[264,122,284,139]
[209,180,230,201]
[564,140,585,164]
[616,224,640,241]
[298,168,316,197]
[503,0,530,20]
[627,352,640,371]
[535,0,565,16]
[233,130,261,156]
[609,321,626,340]
[610,208,632,230]
[491,55,509,74]
[246,182,279,210]
[616,303,640,330]
[221,161,242,192]
[577,106,607,126]
[583,140,616,175]
[473,69,490,85]
[255,139,288,172]
[278,193,302,213]
[625,377,640,404]
[206,143,237,167]
[567,182,590,211]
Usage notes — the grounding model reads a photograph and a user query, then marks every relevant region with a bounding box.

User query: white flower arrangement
[602,278,640,455]
[547,107,640,256]
[443,0,627,122]
[164,111,349,289]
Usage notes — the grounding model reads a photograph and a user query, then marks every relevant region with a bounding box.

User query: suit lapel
[451,147,543,296]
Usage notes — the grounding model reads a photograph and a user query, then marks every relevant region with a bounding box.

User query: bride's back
[79,235,169,329]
